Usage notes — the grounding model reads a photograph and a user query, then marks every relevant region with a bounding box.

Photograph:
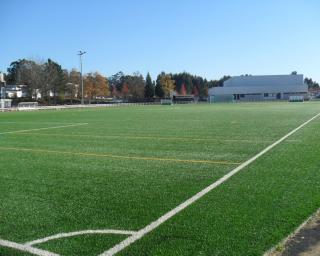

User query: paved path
[270,211,320,256]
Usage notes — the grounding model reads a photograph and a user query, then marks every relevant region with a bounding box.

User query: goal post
[0,99,12,111]
[18,102,39,111]
[160,99,173,105]
[289,96,304,102]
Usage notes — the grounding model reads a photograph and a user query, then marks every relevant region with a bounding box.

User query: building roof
[224,74,304,87]
[209,74,307,95]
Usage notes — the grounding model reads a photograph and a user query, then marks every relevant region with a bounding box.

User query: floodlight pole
[78,50,86,104]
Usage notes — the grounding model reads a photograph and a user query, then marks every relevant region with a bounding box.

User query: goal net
[0,99,12,111]
[209,95,234,103]
[289,96,304,102]
[18,102,39,111]
[160,99,173,105]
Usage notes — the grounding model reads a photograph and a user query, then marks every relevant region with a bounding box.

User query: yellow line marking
[10,132,272,143]
[0,146,240,165]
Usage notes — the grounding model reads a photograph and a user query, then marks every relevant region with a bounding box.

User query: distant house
[0,72,6,98]
[208,74,308,102]
[309,87,320,99]
[0,72,5,84]
[5,85,29,98]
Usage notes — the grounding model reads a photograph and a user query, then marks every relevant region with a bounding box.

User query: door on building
[276,93,281,99]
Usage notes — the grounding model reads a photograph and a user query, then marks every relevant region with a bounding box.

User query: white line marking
[0,122,83,124]
[100,112,320,256]
[25,229,137,246]
[0,239,59,256]
[0,123,88,135]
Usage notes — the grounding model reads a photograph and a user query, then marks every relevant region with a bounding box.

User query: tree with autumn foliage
[84,72,109,103]
[95,73,109,98]
[180,83,187,95]
[121,83,129,98]
[122,72,145,99]
[156,72,175,97]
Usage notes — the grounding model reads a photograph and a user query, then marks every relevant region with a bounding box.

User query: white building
[209,74,308,102]
[5,85,29,98]
[0,99,12,109]
[0,72,5,83]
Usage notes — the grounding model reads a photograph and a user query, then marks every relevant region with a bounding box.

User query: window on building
[264,93,269,97]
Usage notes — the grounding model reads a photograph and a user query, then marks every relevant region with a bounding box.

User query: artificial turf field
[0,102,320,256]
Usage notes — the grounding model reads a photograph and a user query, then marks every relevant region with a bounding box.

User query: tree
[121,83,129,98]
[291,71,298,75]
[144,72,154,98]
[67,69,81,101]
[84,72,109,102]
[44,59,66,104]
[6,59,28,85]
[180,83,187,95]
[84,73,96,102]
[199,79,208,98]
[157,72,175,97]
[112,85,119,97]
[172,72,192,94]
[155,76,165,98]
[109,71,124,92]
[217,75,231,87]
[122,72,145,99]
[304,77,319,89]
[6,59,46,99]
[95,73,109,98]
[192,85,199,96]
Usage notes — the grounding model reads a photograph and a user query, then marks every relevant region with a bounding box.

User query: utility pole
[78,51,86,104]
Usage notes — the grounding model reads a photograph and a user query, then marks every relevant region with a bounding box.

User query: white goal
[0,99,12,111]
[18,102,39,111]
[160,99,173,105]
[289,96,304,102]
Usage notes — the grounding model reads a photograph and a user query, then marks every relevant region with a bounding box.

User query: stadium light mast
[78,50,86,104]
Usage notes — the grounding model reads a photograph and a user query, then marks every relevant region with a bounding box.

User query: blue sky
[2,0,320,81]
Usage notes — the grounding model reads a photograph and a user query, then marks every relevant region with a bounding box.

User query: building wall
[208,74,308,101]
[0,72,5,83]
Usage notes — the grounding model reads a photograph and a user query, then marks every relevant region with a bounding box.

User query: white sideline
[0,239,59,256]
[25,229,137,246]
[0,123,88,135]
[100,112,320,256]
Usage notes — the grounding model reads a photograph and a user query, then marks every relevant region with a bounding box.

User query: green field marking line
[0,146,240,165]
[9,132,274,144]
[0,238,58,256]
[0,123,88,135]
[25,229,138,246]
[100,112,320,256]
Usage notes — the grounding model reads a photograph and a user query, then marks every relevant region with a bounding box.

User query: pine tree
[155,75,165,98]
[144,72,154,98]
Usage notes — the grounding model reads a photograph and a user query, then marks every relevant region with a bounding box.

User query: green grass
[0,102,320,256]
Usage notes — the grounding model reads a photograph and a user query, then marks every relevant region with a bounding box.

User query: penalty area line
[100,112,320,256]
[0,123,88,135]
[0,239,59,256]
[25,229,138,246]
